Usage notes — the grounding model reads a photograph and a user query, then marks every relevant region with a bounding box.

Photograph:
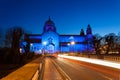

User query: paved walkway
[2,57,43,80]
[43,58,62,80]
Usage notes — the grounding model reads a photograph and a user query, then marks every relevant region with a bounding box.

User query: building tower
[86,24,94,53]
[43,17,56,33]
[42,17,59,53]
[86,24,92,35]
[80,28,85,36]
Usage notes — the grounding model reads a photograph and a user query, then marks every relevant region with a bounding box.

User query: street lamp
[67,43,70,46]
[71,41,75,53]
[30,43,33,52]
[71,41,75,45]
[43,41,47,46]
[20,48,22,53]
[43,41,47,54]
[30,43,33,46]
[67,43,70,52]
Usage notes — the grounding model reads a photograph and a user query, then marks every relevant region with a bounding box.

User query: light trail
[58,55,120,69]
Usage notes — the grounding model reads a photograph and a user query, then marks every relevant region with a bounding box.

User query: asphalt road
[53,57,120,80]
[42,57,63,80]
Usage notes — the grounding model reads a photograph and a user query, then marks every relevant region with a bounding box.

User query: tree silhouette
[0,27,3,47]
[5,27,24,49]
[116,32,120,54]
[104,33,115,54]
[5,26,24,63]
[93,34,102,54]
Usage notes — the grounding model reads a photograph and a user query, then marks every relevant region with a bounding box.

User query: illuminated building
[22,17,94,54]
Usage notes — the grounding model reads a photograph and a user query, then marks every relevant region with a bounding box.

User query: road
[53,57,120,80]
[42,57,63,80]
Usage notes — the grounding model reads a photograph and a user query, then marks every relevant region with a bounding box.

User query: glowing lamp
[30,43,33,46]
[43,41,47,46]
[67,43,70,46]
[71,41,75,45]
[20,48,22,53]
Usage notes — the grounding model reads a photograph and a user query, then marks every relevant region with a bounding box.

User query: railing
[32,57,45,80]
[104,56,120,62]
[66,53,120,63]
[38,58,45,80]
[32,63,42,80]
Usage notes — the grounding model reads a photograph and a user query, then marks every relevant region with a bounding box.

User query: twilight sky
[0,0,120,36]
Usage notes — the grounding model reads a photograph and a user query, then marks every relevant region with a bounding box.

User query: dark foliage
[93,34,102,54]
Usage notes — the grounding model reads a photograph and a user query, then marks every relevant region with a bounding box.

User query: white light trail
[58,55,120,69]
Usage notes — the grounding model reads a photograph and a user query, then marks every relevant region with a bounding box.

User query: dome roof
[43,17,56,32]
[44,17,55,26]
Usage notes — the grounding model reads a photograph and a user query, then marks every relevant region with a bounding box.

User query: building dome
[45,17,55,26]
[43,17,56,32]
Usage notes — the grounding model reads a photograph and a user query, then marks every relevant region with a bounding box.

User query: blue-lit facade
[23,17,94,54]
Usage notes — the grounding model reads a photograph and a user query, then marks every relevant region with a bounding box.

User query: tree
[0,27,3,48]
[116,32,120,54]
[104,33,116,54]
[5,26,24,63]
[93,34,102,54]
[5,27,24,50]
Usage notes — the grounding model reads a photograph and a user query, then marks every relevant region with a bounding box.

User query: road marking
[101,75,113,80]
[51,59,71,80]
[97,72,113,80]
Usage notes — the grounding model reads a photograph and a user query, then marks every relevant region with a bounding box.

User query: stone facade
[21,17,94,54]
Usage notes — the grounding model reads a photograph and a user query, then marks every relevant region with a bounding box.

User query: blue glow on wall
[29,36,41,39]
[42,31,59,53]
[30,43,42,53]
[60,35,85,42]
[23,18,94,54]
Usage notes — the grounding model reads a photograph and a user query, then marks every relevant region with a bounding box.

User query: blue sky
[0,0,120,36]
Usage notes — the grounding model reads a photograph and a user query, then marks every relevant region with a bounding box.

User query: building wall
[30,43,42,53]
[22,18,94,54]
[42,31,59,53]
[59,35,87,53]
[23,32,93,53]
[59,35,86,42]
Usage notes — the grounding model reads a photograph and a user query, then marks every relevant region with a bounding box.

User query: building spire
[86,24,92,34]
[80,28,85,36]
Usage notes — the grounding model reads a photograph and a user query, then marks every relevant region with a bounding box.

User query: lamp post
[43,41,47,46]
[30,43,33,52]
[43,41,47,54]
[71,41,75,45]
[67,43,70,52]
[19,48,22,53]
[71,41,75,53]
